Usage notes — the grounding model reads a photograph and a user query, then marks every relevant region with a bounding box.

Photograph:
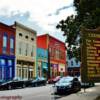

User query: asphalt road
[0,84,60,100]
[0,84,99,100]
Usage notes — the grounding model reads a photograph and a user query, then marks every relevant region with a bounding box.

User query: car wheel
[34,83,37,87]
[8,85,12,90]
[22,84,26,88]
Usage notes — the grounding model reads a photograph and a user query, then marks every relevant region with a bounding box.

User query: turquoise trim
[36,48,48,77]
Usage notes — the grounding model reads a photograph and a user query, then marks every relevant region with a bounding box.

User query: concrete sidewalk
[58,83,100,100]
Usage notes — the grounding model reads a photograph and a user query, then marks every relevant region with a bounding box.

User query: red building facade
[37,34,67,78]
[0,22,15,81]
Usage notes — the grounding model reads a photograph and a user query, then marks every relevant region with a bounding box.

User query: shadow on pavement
[51,92,71,99]
[94,96,100,100]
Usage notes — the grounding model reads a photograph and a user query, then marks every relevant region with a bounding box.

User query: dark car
[0,80,4,85]
[0,79,31,90]
[24,80,33,87]
[31,77,46,87]
[48,76,61,84]
[53,76,81,94]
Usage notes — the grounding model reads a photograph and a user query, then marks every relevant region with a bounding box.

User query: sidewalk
[59,83,100,100]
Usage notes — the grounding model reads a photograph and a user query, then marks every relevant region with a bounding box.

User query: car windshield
[58,77,73,83]
[36,77,45,80]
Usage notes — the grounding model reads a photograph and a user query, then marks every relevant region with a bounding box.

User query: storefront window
[0,59,5,65]
[28,68,33,79]
[10,67,12,78]
[8,60,12,66]
[17,67,22,79]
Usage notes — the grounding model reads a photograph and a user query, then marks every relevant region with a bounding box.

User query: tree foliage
[56,0,100,61]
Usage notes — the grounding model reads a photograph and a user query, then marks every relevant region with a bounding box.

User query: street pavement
[58,83,100,100]
[0,83,100,100]
[0,84,54,100]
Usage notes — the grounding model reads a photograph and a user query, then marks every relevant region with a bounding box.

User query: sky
[0,0,75,42]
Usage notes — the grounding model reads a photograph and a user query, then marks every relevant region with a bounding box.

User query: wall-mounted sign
[59,64,65,72]
[81,27,100,82]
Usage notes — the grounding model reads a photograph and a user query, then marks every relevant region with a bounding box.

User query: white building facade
[14,22,37,80]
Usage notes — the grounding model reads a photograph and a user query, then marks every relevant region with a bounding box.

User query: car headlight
[67,84,72,88]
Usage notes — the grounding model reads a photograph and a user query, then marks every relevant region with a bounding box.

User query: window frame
[10,35,14,54]
[3,32,8,53]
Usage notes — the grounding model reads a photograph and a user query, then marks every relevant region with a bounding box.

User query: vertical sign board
[81,28,100,82]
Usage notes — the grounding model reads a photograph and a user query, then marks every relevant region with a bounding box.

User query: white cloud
[0,0,75,42]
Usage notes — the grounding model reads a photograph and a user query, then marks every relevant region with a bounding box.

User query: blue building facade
[37,48,48,78]
[67,57,80,76]
[0,22,15,82]
[0,55,15,82]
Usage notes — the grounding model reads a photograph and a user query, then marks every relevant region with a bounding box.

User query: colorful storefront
[0,56,15,81]
[37,48,48,78]
[0,22,15,82]
[37,34,67,79]
[50,64,58,78]
[58,63,66,76]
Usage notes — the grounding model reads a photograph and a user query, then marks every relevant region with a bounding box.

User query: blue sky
[0,0,75,42]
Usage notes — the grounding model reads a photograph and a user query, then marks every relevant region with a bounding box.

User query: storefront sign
[59,64,65,72]
[81,28,100,82]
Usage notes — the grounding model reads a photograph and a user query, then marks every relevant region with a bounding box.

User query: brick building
[0,22,15,82]
[37,34,67,79]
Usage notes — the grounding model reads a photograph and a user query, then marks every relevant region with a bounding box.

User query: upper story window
[55,49,59,59]
[31,46,34,57]
[10,37,14,49]
[25,36,28,39]
[49,47,51,53]
[19,33,22,37]
[19,41,22,55]
[25,43,28,56]
[3,33,7,48]
[31,38,34,41]
[10,36,14,54]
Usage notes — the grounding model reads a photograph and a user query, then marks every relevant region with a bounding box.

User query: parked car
[53,76,81,94]
[31,77,46,87]
[23,79,33,87]
[78,77,95,88]
[0,80,4,85]
[48,76,61,84]
[0,79,34,90]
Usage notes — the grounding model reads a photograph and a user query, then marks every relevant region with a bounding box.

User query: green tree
[56,0,100,61]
